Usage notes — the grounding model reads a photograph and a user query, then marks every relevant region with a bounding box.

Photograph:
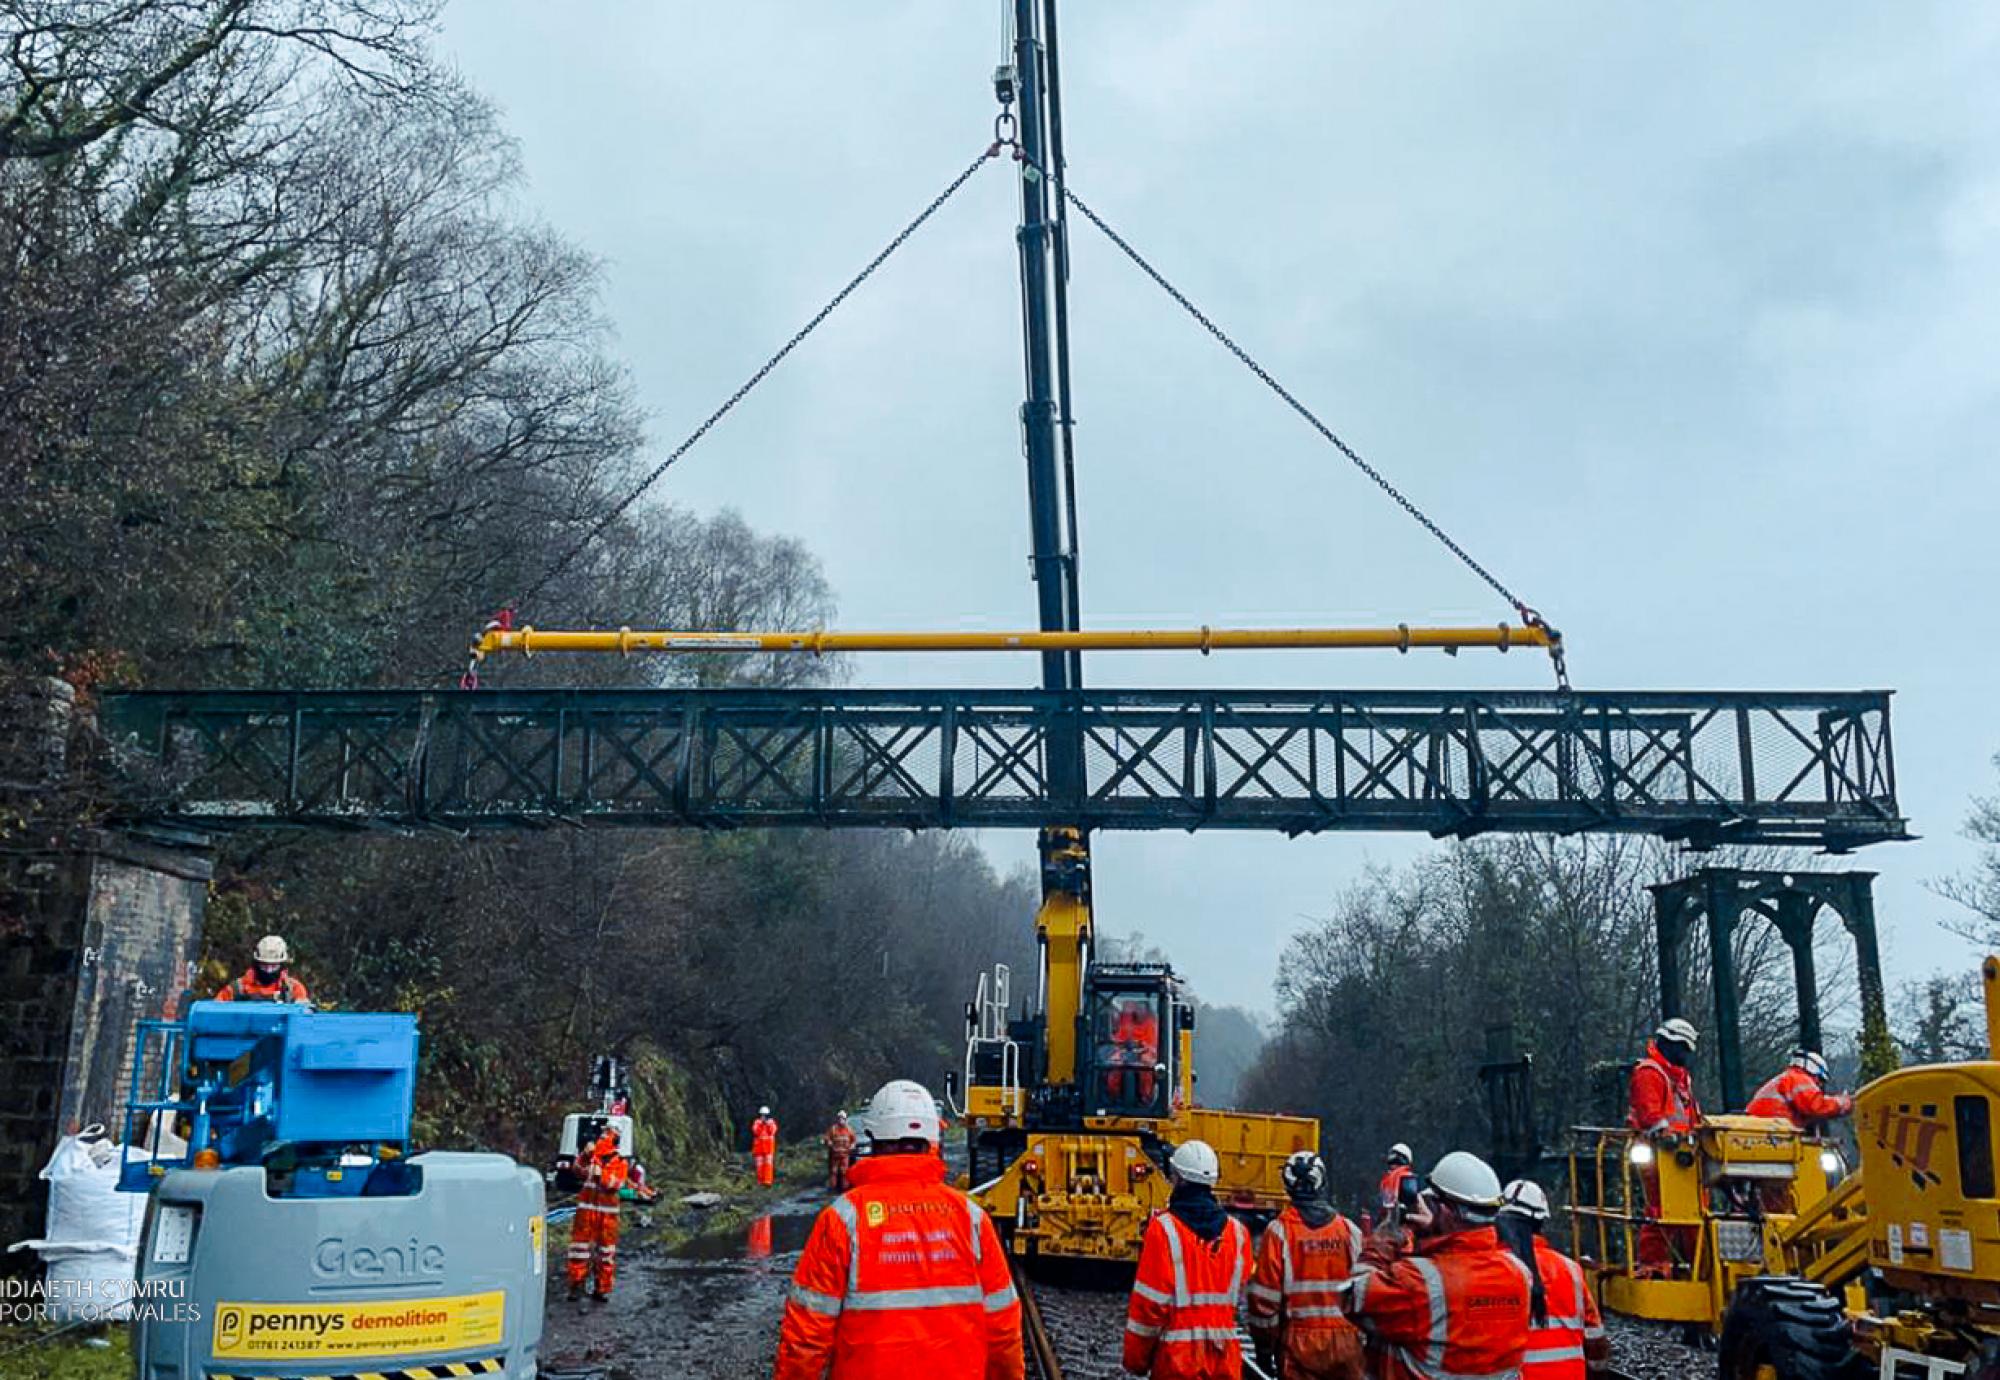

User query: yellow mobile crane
[464,0,1563,1265]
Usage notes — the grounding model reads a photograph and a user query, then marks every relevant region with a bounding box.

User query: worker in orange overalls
[752,1104,779,1187]
[1377,1144,1415,1218]
[823,1110,857,1192]
[1746,1050,1853,1129]
[775,1078,1022,1380]
[214,934,310,1003]
[1124,1139,1253,1378]
[567,1128,629,1301]
[1626,1018,1701,1276]
[1496,1179,1609,1379]
[1106,998,1162,1107]
[1346,1151,1532,1380]
[1248,1151,1364,1379]
[1746,1049,1853,1213]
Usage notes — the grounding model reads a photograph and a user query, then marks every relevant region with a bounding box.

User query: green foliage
[0,1,1039,1196]
[0,1325,130,1380]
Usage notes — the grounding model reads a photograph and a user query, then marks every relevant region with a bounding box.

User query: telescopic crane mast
[1004,0,1093,1099]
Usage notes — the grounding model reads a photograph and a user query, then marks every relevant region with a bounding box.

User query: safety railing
[1567,1125,1644,1268]
[966,963,1023,1120]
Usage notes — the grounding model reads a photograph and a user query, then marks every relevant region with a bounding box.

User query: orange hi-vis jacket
[825,1123,858,1158]
[1745,1067,1853,1128]
[1627,1043,1700,1136]
[1379,1164,1415,1211]
[1348,1226,1533,1380]
[1124,1208,1253,1379]
[753,1116,780,1153]
[1520,1239,1605,1380]
[774,1152,1022,1380]
[215,968,310,1003]
[1247,1205,1364,1377]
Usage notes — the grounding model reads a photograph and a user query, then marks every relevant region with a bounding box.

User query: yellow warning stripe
[211,1356,505,1380]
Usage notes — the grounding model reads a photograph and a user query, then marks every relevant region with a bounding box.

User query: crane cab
[958,958,1312,1263]
[1080,965,1189,1124]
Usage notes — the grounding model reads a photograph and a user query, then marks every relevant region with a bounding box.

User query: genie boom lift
[119,1002,545,1380]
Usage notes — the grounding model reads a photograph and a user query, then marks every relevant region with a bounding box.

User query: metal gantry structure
[95,1,1907,866]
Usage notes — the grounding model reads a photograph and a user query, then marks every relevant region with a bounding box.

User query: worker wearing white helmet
[822,1109,857,1193]
[1496,1179,1607,1379]
[1124,1138,1253,1377]
[1745,1049,1853,1130]
[751,1105,779,1187]
[1379,1141,1417,1215]
[1250,1150,1364,1378]
[215,934,310,1004]
[1348,1151,1531,1380]
[1628,1017,1702,1276]
[774,1079,1021,1380]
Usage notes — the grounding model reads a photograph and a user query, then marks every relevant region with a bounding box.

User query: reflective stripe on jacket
[1745,1067,1852,1128]
[1349,1225,1532,1380]
[1520,1240,1603,1380]
[1124,1208,1252,1379]
[774,1153,1023,1380]
[1247,1205,1363,1377]
[1626,1044,1699,1136]
[216,970,309,1003]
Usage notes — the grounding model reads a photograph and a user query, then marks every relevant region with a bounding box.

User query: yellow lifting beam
[470,622,1558,662]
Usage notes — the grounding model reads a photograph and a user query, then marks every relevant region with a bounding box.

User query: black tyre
[1718,1277,1866,1380]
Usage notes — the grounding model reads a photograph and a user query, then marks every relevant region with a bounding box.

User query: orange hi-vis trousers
[568,1183,622,1296]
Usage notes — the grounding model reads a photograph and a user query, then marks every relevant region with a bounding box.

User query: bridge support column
[1649,867,1888,1113]
[1,703,211,1260]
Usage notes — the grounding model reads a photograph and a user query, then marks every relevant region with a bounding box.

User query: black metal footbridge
[99,686,1902,850]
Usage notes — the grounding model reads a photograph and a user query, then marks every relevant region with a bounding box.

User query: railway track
[1016,1268,1657,1380]
[1016,1263,1065,1380]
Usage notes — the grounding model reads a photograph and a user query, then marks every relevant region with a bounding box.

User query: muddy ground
[535,1179,1694,1380]
[539,1185,820,1379]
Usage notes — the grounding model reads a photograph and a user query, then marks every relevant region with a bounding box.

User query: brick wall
[0,830,209,1259]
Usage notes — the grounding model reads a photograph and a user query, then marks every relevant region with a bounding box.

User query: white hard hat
[1656,1017,1699,1049]
[1282,1151,1325,1196]
[1792,1050,1829,1080]
[1427,1151,1504,1213]
[1499,1179,1551,1223]
[759,1105,771,1116]
[1387,1142,1413,1165]
[1168,1140,1220,1186]
[836,1110,849,1123]
[253,935,290,965]
[860,1080,940,1145]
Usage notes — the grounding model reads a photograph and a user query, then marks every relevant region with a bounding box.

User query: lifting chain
[1049,174,1570,691]
[508,142,1009,620]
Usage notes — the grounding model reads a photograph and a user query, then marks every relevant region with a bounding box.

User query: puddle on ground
[669,1211,816,1263]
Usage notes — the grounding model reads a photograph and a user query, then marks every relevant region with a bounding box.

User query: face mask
[254,964,282,984]
[1660,1040,1691,1068]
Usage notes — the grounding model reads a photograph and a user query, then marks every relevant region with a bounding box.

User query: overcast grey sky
[439,4,1998,1014]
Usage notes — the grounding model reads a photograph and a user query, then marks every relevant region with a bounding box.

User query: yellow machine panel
[1182,1106,1319,1211]
[1852,1058,2000,1300]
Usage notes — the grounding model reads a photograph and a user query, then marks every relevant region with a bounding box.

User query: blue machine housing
[121,1001,420,1195]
